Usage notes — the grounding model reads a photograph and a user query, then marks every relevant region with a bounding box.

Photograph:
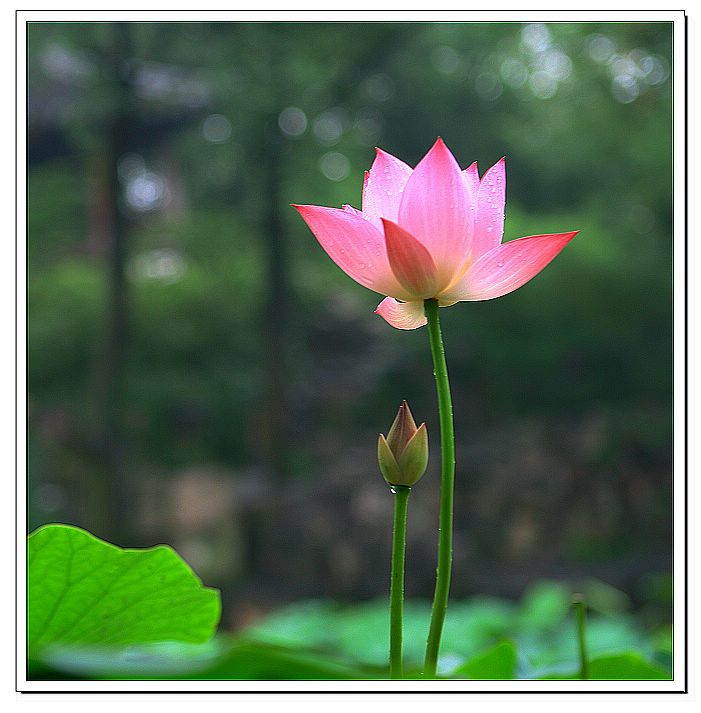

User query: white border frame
[15,8,688,695]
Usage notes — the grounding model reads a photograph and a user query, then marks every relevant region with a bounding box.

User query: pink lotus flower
[293,138,577,329]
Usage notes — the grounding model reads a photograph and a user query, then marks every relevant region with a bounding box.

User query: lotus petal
[397,137,474,286]
[463,161,480,195]
[375,297,427,330]
[382,218,440,298]
[441,231,578,302]
[472,158,506,261]
[361,148,413,231]
[293,204,414,300]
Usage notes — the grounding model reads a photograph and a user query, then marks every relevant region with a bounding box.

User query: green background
[27,20,672,652]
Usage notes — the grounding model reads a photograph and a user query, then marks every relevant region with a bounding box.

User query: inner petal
[382,218,440,298]
[397,138,474,285]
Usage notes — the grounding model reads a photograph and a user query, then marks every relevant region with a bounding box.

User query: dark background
[27,20,672,633]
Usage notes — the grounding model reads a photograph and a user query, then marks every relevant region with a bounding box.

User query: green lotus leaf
[28,524,221,656]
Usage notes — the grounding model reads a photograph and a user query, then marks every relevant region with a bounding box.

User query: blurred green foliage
[243,578,671,678]
[29,576,671,681]
[27,20,672,624]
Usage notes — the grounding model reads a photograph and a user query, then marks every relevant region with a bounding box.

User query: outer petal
[378,434,402,486]
[375,297,427,330]
[397,137,474,287]
[361,148,414,231]
[382,218,440,298]
[440,231,578,302]
[471,158,506,261]
[293,205,414,300]
[396,423,429,486]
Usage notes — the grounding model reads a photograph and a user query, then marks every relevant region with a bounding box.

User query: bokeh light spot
[611,75,640,103]
[529,71,558,99]
[431,45,460,75]
[475,72,503,101]
[313,110,345,146]
[202,114,232,143]
[279,107,308,137]
[126,172,168,211]
[365,73,395,102]
[129,249,187,284]
[640,55,670,85]
[586,34,615,64]
[352,115,381,146]
[500,58,528,88]
[319,152,350,181]
[521,23,551,53]
[542,49,572,82]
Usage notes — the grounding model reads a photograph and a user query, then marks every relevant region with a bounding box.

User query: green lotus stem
[573,595,590,680]
[389,484,411,679]
[423,298,456,679]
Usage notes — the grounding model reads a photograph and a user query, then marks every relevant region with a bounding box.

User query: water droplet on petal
[497,261,503,267]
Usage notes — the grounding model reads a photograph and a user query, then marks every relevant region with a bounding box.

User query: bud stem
[423,298,455,679]
[389,484,411,679]
[573,594,590,680]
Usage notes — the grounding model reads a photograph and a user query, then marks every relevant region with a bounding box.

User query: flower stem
[573,594,590,680]
[389,484,411,679]
[423,298,455,679]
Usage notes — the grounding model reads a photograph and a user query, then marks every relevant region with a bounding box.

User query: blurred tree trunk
[259,123,291,481]
[255,25,293,483]
[91,22,134,542]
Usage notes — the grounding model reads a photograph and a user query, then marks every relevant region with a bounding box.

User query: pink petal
[342,204,363,218]
[293,204,413,299]
[397,137,474,286]
[361,148,414,231]
[375,297,427,330]
[440,231,578,302]
[463,161,479,195]
[382,218,440,298]
[471,158,506,261]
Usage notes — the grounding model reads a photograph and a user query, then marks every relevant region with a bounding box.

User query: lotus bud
[378,401,428,487]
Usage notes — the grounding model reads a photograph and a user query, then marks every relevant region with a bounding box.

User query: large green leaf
[28,524,221,656]
[540,651,672,680]
[450,640,517,680]
[587,653,672,680]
